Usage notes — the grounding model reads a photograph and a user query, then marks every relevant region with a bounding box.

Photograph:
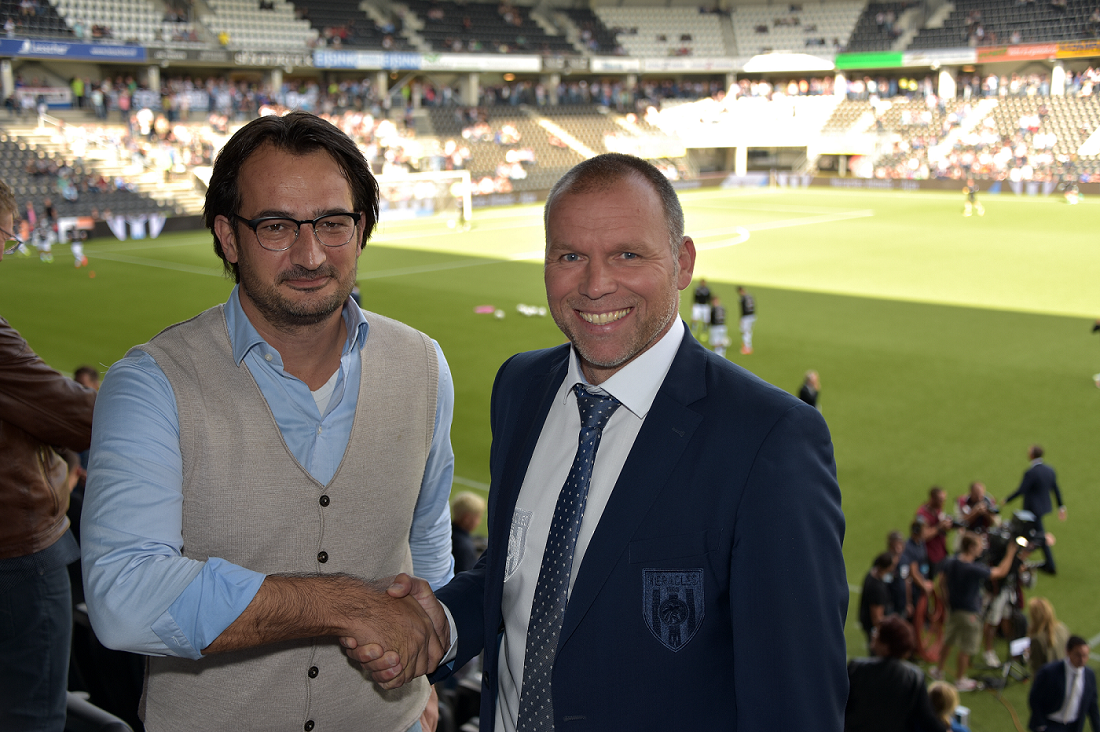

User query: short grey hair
[543,153,685,255]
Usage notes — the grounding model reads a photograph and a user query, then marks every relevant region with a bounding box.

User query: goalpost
[375,170,473,226]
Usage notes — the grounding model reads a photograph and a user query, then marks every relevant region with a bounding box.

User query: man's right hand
[341,574,450,689]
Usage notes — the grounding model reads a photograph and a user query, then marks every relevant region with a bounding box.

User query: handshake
[340,573,449,690]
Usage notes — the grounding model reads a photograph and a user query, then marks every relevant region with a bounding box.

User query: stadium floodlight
[742,53,835,74]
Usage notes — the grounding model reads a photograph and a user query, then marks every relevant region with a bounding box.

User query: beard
[239,260,358,331]
[552,281,681,372]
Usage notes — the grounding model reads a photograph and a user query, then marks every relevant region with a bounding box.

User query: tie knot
[573,383,621,432]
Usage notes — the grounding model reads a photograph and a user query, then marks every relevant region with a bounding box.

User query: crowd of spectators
[846,474,1080,729]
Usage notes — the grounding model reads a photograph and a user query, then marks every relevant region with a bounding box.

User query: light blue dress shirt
[82,286,455,659]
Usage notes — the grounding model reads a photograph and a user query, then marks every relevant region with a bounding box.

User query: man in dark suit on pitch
[350,153,848,730]
[1005,444,1066,574]
[1029,636,1099,732]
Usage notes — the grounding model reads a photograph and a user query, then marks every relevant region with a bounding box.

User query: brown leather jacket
[0,316,96,560]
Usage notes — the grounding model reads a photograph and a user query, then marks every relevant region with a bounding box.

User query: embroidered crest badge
[642,569,705,652]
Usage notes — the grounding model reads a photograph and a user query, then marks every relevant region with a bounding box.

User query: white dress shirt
[1049,660,1086,724]
[493,318,684,732]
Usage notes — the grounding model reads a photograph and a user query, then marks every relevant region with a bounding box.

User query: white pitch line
[357,258,503,280]
[90,252,226,277]
[453,476,490,491]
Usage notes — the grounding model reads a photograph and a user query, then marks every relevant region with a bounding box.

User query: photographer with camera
[931,532,1018,692]
[957,481,999,534]
[979,512,1037,668]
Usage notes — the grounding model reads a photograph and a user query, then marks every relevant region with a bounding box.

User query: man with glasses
[1,177,97,731]
[82,113,455,732]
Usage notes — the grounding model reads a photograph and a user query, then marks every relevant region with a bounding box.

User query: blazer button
[319,495,330,507]
[317,551,328,563]
[304,721,315,731]
[308,666,319,678]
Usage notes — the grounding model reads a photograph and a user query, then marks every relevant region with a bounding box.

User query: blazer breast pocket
[627,530,715,564]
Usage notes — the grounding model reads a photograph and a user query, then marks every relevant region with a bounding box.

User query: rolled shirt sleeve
[81,351,265,658]
[410,341,456,592]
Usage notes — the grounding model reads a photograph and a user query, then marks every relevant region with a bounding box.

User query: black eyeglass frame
[0,225,23,245]
[230,211,362,252]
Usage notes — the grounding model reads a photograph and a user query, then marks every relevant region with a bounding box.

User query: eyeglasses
[1,225,23,246]
[232,212,360,252]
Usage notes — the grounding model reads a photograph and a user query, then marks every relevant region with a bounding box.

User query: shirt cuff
[155,557,266,659]
[440,600,459,665]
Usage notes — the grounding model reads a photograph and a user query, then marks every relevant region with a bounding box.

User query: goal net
[375,170,472,225]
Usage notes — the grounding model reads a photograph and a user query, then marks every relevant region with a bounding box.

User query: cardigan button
[317,551,328,564]
[304,721,315,731]
[308,666,319,678]
[319,495,330,507]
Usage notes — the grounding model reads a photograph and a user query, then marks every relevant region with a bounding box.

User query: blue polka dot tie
[517,384,621,732]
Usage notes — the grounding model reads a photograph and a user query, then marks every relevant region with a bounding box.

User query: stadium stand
[730,2,863,55]
[907,0,1099,48]
[557,6,622,55]
[0,0,73,38]
[294,0,414,51]
[845,2,916,52]
[200,0,317,50]
[401,0,575,55]
[594,6,727,57]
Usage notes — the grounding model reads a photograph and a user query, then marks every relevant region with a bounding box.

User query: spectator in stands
[929,681,971,732]
[846,616,946,732]
[0,176,97,732]
[450,491,485,575]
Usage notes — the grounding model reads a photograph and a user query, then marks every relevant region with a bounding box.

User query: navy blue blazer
[1029,660,1100,732]
[1006,461,1064,518]
[436,329,849,730]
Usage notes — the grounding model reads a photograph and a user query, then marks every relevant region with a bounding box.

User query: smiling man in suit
[354,153,848,730]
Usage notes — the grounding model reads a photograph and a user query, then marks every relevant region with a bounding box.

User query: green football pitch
[2,186,1097,730]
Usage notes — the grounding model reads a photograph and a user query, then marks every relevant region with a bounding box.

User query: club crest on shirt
[642,569,704,652]
[505,509,532,582]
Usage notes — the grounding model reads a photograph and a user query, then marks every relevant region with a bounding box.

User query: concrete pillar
[544,73,560,105]
[269,68,283,102]
[937,67,957,100]
[411,81,422,109]
[375,70,388,100]
[1051,61,1065,96]
[459,72,479,106]
[1,60,12,102]
[145,65,160,92]
[839,155,848,176]
[726,72,737,93]
[834,71,847,97]
[735,145,747,176]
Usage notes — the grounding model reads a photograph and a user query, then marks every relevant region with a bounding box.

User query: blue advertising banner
[0,38,145,61]
[312,49,421,70]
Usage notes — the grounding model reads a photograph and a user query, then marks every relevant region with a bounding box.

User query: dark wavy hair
[203,112,380,283]
[876,615,916,659]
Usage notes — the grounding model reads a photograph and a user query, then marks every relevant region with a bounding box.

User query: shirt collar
[224,284,369,366]
[566,318,684,420]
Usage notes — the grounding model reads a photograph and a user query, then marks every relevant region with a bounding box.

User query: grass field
[2,186,1098,731]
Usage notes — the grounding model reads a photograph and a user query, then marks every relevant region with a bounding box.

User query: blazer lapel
[486,351,569,594]
[559,331,708,646]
